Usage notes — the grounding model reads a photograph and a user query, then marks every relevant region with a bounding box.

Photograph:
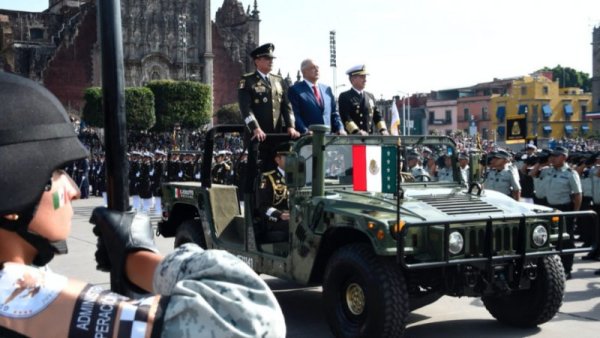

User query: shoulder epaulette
[242,72,255,77]
[270,73,283,79]
[261,170,276,177]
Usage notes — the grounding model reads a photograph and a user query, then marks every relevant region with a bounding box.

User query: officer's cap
[492,149,511,160]
[143,152,153,158]
[155,150,167,156]
[550,146,568,157]
[0,72,88,216]
[346,64,369,76]
[421,146,432,154]
[251,43,276,59]
[406,151,422,162]
[526,143,537,150]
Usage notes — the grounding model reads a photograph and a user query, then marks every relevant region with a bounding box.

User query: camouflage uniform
[0,244,286,338]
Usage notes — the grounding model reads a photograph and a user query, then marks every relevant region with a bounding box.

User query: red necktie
[313,85,322,106]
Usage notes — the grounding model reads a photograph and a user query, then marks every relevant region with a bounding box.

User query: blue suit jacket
[288,81,343,134]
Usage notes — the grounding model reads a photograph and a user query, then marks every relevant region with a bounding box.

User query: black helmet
[0,72,88,264]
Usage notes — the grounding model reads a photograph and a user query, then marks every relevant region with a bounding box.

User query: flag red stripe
[353,145,367,191]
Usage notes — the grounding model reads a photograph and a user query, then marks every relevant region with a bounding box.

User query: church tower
[592,26,600,114]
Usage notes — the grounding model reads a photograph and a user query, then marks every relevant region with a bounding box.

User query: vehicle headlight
[448,231,464,255]
[532,225,548,247]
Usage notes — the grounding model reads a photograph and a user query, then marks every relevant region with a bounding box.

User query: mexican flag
[352,145,398,193]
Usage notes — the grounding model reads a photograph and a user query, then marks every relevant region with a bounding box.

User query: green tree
[81,87,156,130]
[539,65,591,92]
[146,80,212,131]
[214,103,242,124]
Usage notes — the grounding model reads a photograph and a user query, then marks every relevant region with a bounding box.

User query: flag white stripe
[365,146,382,192]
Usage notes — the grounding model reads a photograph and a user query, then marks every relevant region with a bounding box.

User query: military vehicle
[157,124,597,337]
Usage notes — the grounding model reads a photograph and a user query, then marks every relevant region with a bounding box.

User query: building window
[463,108,470,122]
[482,128,489,139]
[520,86,527,95]
[429,111,435,124]
[29,28,44,40]
[496,106,506,122]
[445,110,452,123]
[482,107,488,120]
[581,105,588,115]
[543,86,549,95]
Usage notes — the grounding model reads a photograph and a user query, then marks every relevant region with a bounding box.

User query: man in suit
[338,64,388,136]
[288,59,346,135]
[238,43,300,170]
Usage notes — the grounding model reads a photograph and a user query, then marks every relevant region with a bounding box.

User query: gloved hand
[90,207,158,295]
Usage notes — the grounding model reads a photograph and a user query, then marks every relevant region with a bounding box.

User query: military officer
[338,64,388,135]
[139,152,154,214]
[529,149,551,206]
[152,150,167,216]
[212,150,231,184]
[484,150,521,200]
[258,144,291,238]
[406,152,430,181]
[544,147,582,278]
[238,43,300,171]
[437,155,454,182]
[128,151,142,210]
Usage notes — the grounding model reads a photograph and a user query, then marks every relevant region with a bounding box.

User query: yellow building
[490,75,592,141]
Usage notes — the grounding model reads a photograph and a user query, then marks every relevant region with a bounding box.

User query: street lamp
[178,14,187,80]
[330,30,338,96]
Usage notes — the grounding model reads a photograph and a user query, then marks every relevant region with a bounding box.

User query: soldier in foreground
[0,72,285,337]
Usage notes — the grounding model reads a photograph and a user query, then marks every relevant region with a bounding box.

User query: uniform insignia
[0,263,67,318]
[263,97,268,103]
[254,99,259,104]
[239,79,245,89]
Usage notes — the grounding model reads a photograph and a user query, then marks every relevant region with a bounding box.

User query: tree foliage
[81,87,156,130]
[214,103,243,124]
[146,80,212,131]
[539,65,591,92]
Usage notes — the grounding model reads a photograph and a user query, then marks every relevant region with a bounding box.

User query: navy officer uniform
[238,43,296,171]
[338,65,387,135]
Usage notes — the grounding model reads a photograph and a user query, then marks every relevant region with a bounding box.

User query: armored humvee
[157,124,597,337]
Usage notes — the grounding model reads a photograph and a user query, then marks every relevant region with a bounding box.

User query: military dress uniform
[211,158,231,184]
[484,164,521,197]
[238,44,295,171]
[258,168,289,234]
[338,89,386,135]
[338,65,387,134]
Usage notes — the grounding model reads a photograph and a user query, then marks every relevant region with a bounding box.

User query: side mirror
[285,153,306,188]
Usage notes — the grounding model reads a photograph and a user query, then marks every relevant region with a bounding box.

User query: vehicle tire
[482,255,565,327]
[174,219,206,249]
[323,243,409,338]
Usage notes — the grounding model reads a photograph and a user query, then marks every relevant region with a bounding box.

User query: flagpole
[395,138,403,263]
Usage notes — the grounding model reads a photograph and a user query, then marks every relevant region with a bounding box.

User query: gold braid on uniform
[267,173,287,205]
[345,121,360,134]
[400,172,415,183]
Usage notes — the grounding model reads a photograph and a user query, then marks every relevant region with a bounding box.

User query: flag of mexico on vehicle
[352,145,398,193]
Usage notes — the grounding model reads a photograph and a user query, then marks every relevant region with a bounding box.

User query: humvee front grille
[465,223,520,257]
[415,195,502,215]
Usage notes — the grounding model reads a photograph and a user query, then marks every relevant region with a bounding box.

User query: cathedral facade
[0,0,259,114]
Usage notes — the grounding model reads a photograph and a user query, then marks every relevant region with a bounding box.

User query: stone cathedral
[0,0,260,114]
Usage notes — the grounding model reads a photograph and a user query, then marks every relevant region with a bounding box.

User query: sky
[2,0,600,99]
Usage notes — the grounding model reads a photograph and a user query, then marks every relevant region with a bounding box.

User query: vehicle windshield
[298,135,460,188]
